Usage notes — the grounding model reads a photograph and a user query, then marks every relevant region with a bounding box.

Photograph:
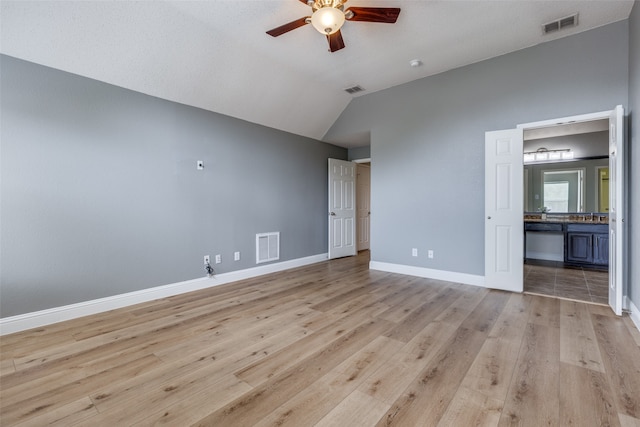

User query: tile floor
[523,259,609,305]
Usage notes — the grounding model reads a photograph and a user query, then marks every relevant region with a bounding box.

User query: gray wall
[524,158,609,213]
[0,55,346,317]
[629,1,639,309]
[324,21,629,276]
[348,146,371,161]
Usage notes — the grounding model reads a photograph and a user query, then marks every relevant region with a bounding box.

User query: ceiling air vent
[543,13,578,35]
[344,85,365,95]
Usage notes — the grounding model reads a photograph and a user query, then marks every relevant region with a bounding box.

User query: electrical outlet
[215,254,221,264]
[411,248,418,257]
[234,251,240,261]
[203,255,210,265]
[197,160,204,170]
[428,250,434,259]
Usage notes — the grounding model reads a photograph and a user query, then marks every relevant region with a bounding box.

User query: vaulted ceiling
[0,1,634,147]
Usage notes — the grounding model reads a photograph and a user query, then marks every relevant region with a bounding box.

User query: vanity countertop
[524,214,608,224]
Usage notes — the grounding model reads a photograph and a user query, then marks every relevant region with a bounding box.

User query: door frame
[352,158,371,164]
[517,108,626,314]
[353,158,372,253]
[355,163,371,252]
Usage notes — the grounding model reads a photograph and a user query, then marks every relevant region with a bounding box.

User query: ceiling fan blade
[345,7,401,23]
[327,30,345,52]
[266,17,310,37]
[298,0,310,4]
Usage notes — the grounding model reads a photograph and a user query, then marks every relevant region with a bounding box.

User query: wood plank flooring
[1,251,639,426]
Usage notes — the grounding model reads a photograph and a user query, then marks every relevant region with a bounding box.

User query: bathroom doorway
[522,118,610,305]
[356,162,371,251]
[486,106,625,314]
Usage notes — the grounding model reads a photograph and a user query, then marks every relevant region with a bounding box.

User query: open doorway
[354,160,371,252]
[522,119,610,304]
[486,106,624,314]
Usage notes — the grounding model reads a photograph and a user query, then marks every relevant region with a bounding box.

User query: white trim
[0,253,328,335]
[352,158,371,164]
[517,110,611,130]
[525,252,564,262]
[369,261,485,287]
[626,297,640,333]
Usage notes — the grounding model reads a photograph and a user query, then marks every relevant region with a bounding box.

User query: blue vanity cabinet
[566,232,593,263]
[593,233,609,265]
[565,223,609,267]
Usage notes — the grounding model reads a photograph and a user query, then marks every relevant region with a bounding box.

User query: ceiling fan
[266,0,401,52]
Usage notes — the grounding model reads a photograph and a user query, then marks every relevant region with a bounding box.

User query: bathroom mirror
[524,160,609,213]
[523,123,609,214]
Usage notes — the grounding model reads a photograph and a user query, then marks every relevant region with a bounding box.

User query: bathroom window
[542,169,584,212]
[544,181,569,212]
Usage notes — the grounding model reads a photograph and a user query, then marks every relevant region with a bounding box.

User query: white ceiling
[0,1,634,148]
[524,119,609,141]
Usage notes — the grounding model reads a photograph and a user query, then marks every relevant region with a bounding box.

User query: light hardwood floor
[1,251,639,426]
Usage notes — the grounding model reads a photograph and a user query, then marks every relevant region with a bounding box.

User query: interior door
[328,158,356,259]
[356,164,371,251]
[485,129,524,292]
[608,105,624,315]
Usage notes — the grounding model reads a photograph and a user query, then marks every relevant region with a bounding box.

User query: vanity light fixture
[523,147,573,163]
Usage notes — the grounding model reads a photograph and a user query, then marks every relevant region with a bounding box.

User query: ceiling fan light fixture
[311,7,345,35]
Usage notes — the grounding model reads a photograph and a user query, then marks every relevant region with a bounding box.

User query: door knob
[330,212,336,216]
[487,216,492,219]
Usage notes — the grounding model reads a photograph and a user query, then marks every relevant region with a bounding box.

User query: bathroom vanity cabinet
[524,217,609,269]
[565,223,609,267]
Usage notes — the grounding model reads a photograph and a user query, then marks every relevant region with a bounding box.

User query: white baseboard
[627,297,640,333]
[525,252,564,262]
[369,261,485,287]
[0,253,328,335]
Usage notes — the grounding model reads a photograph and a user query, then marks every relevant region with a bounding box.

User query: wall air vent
[256,232,280,264]
[543,13,578,35]
[344,85,365,95]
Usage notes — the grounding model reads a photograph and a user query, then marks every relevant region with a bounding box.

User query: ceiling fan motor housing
[310,0,346,13]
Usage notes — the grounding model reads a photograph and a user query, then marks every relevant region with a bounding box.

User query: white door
[608,105,624,315]
[485,129,524,292]
[328,159,356,259]
[356,164,371,251]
